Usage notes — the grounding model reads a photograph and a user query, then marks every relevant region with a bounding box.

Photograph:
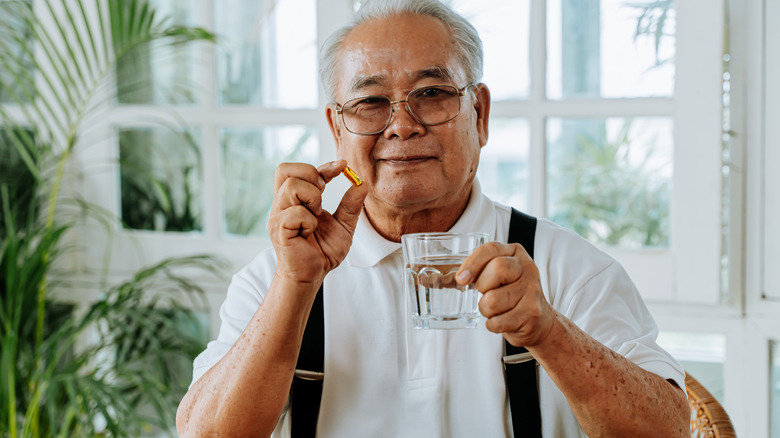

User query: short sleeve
[534,219,685,391]
[560,261,685,390]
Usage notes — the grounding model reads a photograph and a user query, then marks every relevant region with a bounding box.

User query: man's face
[326,14,490,224]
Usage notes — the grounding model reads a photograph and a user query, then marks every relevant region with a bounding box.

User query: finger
[274,177,324,215]
[456,242,525,285]
[484,307,525,337]
[274,162,326,193]
[484,299,548,345]
[270,205,319,240]
[473,255,525,293]
[478,283,523,318]
[316,159,349,183]
[332,182,368,233]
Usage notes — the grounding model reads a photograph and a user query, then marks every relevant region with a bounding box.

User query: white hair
[319,0,484,101]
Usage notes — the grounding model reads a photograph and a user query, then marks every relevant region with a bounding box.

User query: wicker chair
[686,373,737,437]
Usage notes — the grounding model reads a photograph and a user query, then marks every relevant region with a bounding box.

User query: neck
[363,190,472,242]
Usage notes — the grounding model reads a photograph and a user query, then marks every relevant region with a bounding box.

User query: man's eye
[421,88,443,97]
[346,97,387,111]
[416,87,456,99]
[357,97,386,105]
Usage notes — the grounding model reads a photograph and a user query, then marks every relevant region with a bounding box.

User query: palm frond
[0,0,217,436]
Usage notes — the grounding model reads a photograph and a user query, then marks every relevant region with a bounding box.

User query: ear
[472,83,491,148]
[326,104,345,158]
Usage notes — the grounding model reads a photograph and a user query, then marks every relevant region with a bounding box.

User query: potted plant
[0,1,220,436]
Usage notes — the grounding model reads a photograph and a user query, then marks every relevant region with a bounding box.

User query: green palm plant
[0,0,218,436]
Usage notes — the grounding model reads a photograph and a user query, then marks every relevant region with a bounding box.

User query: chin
[375,186,443,209]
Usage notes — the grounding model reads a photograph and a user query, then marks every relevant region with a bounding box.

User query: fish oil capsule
[341,165,362,186]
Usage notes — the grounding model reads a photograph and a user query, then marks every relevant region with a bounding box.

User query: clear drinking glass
[402,232,488,329]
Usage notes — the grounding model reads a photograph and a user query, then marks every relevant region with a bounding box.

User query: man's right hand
[267,160,368,287]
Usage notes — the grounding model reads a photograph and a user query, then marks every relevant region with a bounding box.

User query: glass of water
[401,232,489,329]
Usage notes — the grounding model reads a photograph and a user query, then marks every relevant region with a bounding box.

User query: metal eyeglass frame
[334,83,476,135]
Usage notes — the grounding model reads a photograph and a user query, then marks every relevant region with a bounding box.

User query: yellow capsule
[341,165,362,186]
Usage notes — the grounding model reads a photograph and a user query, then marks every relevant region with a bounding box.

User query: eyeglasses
[334,83,475,135]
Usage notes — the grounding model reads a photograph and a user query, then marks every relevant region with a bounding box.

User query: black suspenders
[291,208,541,437]
[291,285,325,437]
[505,209,542,437]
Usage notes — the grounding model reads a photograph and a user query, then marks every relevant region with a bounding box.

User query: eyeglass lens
[341,86,461,135]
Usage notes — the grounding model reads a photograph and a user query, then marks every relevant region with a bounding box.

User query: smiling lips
[379,156,436,165]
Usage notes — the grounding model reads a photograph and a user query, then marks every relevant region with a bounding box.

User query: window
[219,126,318,237]
[0,1,33,104]
[119,128,204,232]
[658,332,726,400]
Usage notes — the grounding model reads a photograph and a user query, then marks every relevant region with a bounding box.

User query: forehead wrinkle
[348,65,456,94]
[343,64,460,99]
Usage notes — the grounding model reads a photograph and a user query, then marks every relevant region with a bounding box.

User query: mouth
[378,156,436,165]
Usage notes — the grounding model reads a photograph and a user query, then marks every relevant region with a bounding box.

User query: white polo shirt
[191,182,684,437]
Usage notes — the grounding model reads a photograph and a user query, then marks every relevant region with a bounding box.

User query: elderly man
[176,0,689,436]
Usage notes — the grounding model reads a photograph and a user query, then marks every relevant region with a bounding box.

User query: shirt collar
[346,179,496,268]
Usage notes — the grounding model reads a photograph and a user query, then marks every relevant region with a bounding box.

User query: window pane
[119,128,203,232]
[0,128,37,231]
[546,117,672,248]
[547,0,675,99]
[478,118,529,211]
[216,0,317,108]
[450,0,530,100]
[220,126,318,237]
[658,332,725,402]
[773,341,780,438]
[0,1,34,104]
[116,0,200,105]
[352,0,530,101]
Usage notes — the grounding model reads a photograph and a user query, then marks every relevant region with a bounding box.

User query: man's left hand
[456,242,557,348]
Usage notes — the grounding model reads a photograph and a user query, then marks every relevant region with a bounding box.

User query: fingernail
[457,270,471,284]
[317,176,326,189]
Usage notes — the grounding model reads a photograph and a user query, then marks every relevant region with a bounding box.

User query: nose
[383,99,426,140]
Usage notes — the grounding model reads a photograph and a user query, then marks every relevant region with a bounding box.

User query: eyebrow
[348,74,387,93]
[414,66,455,83]
[347,65,456,94]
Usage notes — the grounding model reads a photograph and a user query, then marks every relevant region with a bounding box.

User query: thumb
[333,183,368,233]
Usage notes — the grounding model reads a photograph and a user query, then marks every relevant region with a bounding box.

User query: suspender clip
[503,351,536,365]
[294,369,325,381]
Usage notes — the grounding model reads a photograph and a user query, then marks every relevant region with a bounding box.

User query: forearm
[176,276,320,438]
[528,312,689,438]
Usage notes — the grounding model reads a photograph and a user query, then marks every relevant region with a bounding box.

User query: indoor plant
[0,1,219,436]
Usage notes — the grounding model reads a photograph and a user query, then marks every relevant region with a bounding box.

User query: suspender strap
[291,286,324,438]
[506,208,542,438]
[291,208,541,437]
